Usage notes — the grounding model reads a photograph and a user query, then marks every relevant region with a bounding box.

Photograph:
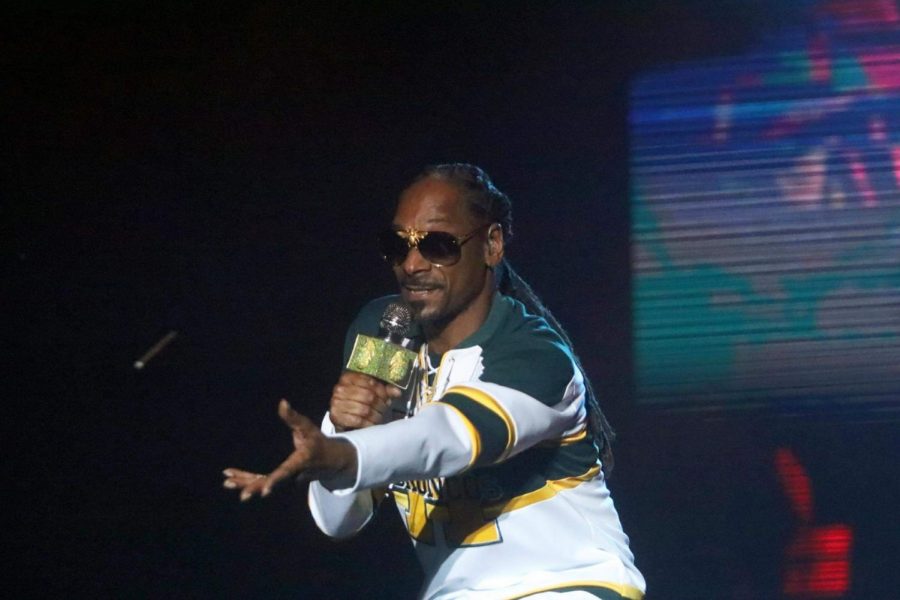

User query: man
[223,164,646,599]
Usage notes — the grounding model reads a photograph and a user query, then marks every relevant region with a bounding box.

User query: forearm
[330,403,476,494]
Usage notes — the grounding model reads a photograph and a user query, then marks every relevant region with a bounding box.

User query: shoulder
[488,296,573,367]
[479,296,577,405]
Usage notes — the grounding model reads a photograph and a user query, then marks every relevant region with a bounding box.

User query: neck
[423,276,496,355]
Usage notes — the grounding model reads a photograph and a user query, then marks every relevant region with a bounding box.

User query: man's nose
[401,245,431,275]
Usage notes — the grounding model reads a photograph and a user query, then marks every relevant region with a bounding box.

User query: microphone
[345,302,421,418]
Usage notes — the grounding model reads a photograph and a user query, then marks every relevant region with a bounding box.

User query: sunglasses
[378,222,495,267]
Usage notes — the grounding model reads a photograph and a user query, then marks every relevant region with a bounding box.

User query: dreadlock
[415,163,617,473]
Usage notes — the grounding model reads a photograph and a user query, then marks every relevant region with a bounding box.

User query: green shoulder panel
[440,391,511,466]
[436,296,584,467]
[478,297,577,407]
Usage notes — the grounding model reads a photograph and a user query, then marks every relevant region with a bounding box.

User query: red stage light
[777,448,853,598]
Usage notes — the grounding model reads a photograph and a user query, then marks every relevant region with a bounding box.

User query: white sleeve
[328,402,477,495]
[307,413,376,539]
[326,372,587,495]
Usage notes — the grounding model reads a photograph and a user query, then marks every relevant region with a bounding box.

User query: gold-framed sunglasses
[378,222,496,267]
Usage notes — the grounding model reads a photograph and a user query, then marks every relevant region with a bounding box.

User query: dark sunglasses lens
[378,230,408,264]
[418,232,461,265]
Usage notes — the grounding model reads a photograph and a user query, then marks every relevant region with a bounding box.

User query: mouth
[402,282,442,299]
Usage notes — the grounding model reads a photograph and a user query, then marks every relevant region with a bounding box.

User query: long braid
[416,163,616,473]
[497,261,616,472]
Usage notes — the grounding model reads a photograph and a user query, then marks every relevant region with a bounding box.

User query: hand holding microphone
[329,371,402,431]
[332,302,420,431]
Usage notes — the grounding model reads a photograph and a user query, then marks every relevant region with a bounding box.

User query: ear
[484,223,505,268]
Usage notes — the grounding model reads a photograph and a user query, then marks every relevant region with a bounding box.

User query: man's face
[390,178,491,327]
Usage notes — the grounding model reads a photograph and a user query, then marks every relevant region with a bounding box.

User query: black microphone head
[380,302,412,337]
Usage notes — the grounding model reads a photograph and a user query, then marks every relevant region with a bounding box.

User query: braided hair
[414,163,617,472]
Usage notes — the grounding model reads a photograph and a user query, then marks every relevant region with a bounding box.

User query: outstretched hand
[223,399,358,502]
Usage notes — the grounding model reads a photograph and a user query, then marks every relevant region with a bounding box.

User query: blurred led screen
[630,0,900,412]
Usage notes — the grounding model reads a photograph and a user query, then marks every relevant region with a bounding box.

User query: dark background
[5,2,899,598]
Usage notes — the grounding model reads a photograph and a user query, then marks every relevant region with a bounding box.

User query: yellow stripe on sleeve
[422,402,483,469]
[444,385,517,462]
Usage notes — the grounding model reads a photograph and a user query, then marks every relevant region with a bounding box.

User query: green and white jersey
[308,294,645,600]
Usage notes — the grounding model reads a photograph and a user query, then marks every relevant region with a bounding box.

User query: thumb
[278,399,311,430]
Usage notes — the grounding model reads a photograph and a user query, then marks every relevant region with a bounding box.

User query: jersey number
[392,489,502,547]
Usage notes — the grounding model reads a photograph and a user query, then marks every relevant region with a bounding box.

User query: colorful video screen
[630,0,900,413]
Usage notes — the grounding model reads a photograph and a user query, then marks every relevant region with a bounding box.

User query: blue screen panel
[631,0,900,413]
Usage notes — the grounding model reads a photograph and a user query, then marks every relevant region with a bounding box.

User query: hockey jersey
[308,294,645,599]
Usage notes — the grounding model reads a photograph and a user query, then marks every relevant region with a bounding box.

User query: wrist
[323,411,347,434]
[320,437,358,491]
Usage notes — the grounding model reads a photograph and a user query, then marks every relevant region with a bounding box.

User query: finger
[330,396,389,429]
[371,381,396,402]
[333,382,389,406]
[332,396,389,418]
[227,473,266,488]
[369,380,399,400]
[222,469,268,492]
[278,399,316,431]
[339,371,383,389]
[330,411,381,431]
[260,471,289,497]
[223,468,262,481]
[240,476,269,502]
[261,454,305,497]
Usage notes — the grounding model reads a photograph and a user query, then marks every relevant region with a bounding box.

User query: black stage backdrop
[5,2,899,598]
